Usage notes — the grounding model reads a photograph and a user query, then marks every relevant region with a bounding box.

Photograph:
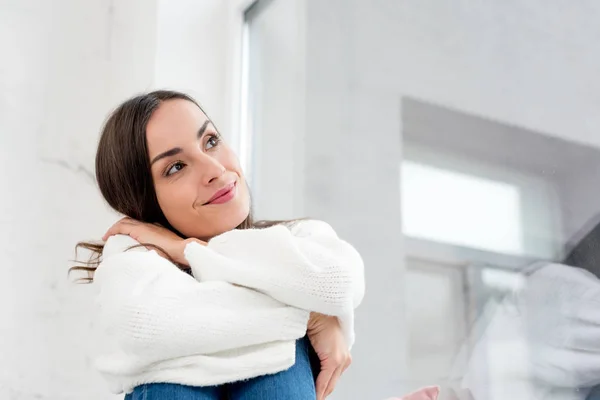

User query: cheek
[219,146,244,177]
[155,181,195,218]
[236,181,251,211]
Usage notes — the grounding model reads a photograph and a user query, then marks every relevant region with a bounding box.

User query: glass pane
[402,161,524,255]
[406,259,467,386]
[244,0,304,220]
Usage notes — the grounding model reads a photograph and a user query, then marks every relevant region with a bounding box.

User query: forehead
[146,99,208,153]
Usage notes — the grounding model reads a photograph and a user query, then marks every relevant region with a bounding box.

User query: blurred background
[2,0,600,399]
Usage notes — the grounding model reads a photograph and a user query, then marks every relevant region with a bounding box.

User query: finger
[315,367,334,400]
[324,365,343,398]
[102,226,118,241]
[103,220,135,241]
[103,223,124,241]
[103,219,124,240]
[117,217,139,227]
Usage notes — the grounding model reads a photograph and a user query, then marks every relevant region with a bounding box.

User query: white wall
[557,161,600,248]
[154,0,229,131]
[1,0,158,398]
[154,0,256,152]
[351,0,600,149]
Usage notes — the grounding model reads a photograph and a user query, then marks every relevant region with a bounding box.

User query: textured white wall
[154,0,229,131]
[1,1,153,398]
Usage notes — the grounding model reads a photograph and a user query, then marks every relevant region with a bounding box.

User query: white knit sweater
[92,220,365,394]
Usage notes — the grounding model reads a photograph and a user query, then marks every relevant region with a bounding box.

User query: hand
[102,217,205,265]
[307,313,351,400]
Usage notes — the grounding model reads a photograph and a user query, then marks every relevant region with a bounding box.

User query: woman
[72,90,365,400]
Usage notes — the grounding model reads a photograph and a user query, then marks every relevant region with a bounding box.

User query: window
[401,142,562,260]
[401,100,565,389]
[406,259,467,385]
[240,0,305,219]
[402,161,524,255]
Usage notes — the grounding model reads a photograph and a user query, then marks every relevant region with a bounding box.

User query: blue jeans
[124,337,320,400]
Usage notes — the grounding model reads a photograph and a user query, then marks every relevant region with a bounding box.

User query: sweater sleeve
[94,236,309,363]
[183,220,365,319]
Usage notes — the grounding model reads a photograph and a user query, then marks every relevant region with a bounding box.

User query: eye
[165,161,185,177]
[205,134,221,150]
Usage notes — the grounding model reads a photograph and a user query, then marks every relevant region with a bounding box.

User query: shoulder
[96,237,185,289]
[97,235,165,284]
[102,234,148,259]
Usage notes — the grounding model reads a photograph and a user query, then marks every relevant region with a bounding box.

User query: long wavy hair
[71,90,290,282]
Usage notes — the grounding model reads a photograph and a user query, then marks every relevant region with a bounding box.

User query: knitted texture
[93,220,364,394]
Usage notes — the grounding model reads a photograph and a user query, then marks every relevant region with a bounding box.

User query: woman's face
[146,99,250,240]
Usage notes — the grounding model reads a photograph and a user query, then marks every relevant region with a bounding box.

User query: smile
[204,182,237,205]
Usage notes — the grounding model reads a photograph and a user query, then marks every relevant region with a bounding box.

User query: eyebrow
[150,120,212,166]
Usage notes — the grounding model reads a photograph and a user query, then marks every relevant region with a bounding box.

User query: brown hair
[70,90,289,283]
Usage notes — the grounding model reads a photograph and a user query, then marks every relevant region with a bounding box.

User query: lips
[204,182,236,205]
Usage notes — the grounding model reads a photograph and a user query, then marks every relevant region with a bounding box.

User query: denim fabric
[228,336,318,400]
[124,382,223,400]
[124,337,319,400]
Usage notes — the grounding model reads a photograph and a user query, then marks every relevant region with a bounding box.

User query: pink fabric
[388,386,440,400]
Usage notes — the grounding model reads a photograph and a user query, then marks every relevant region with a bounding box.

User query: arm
[95,236,309,363]
[184,220,365,317]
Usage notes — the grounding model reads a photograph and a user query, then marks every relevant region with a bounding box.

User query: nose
[197,153,226,185]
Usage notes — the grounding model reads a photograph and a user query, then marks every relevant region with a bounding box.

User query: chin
[229,204,251,228]
[212,202,250,234]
